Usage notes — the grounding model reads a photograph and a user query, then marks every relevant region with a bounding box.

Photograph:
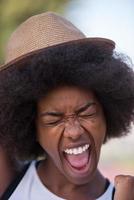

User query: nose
[63,118,84,140]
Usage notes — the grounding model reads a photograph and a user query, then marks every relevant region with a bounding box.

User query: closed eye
[39,111,63,127]
[76,102,97,118]
[78,112,97,118]
[42,119,63,126]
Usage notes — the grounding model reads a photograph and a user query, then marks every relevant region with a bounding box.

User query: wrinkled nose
[63,119,84,140]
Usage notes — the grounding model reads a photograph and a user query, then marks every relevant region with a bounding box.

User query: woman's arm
[0,146,19,197]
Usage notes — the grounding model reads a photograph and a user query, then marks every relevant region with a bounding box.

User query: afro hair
[0,42,134,159]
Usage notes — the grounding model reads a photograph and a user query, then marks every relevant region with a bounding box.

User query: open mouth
[63,143,91,175]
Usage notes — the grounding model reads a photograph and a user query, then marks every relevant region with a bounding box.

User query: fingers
[114,175,134,200]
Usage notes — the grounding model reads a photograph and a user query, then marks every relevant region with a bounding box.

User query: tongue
[65,151,89,169]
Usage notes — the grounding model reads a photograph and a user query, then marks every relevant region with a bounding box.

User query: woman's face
[36,86,106,185]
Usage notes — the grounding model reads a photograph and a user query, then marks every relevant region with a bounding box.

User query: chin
[62,146,98,185]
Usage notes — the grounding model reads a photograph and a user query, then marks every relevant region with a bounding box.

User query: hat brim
[0,37,115,72]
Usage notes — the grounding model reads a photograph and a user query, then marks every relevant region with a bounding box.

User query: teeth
[64,144,89,155]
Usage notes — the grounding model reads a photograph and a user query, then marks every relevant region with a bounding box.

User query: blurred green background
[0,0,69,64]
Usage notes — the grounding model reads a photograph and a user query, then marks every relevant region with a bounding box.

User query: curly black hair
[0,41,134,159]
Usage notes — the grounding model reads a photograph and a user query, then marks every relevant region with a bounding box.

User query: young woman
[0,12,134,200]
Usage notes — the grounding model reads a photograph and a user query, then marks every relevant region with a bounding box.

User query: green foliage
[0,0,69,64]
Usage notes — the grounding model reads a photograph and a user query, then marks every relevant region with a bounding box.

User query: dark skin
[37,160,106,200]
[36,86,108,200]
[114,175,134,200]
[1,86,133,199]
[0,146,19,197]
[36,86,134,200]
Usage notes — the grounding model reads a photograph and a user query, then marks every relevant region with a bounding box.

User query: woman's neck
[37,159,107,200]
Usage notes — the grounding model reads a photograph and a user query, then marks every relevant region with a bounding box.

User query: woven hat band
[5,12,85,64]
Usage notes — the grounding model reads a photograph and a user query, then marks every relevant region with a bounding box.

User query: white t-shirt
[9,161,114,200]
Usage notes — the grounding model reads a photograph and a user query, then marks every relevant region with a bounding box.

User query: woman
[0,12,134,200]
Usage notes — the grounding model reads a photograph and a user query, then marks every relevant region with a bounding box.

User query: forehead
[38,86,98,112]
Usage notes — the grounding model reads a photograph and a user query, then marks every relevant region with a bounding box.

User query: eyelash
[79,111,96,117]
[42,112,96,126]
[43,120,62,126]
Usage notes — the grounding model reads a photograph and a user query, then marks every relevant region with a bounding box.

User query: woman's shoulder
[1,161,32,200]
[6,160,64,200]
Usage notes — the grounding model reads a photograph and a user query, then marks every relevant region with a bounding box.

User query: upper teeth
[64,144,89,155]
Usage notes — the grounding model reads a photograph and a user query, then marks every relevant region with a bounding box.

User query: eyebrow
[76,102,96,114]
[39,102,96,117]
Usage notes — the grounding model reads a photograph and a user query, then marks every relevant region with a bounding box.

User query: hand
[114,175,134,200]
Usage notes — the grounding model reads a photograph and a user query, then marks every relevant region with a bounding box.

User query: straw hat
[1,12,115,71]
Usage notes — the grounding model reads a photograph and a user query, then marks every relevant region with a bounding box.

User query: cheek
[93,118,106,143]
[81,117,106,152]
[37,126,65,171]
[36,125,63,157]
